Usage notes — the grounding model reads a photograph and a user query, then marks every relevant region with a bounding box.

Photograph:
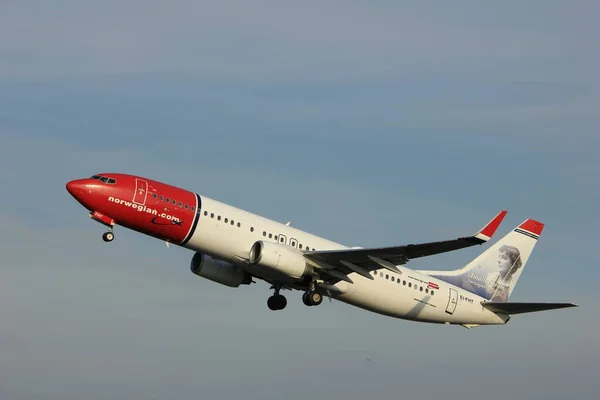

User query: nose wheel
[90,211,116,243]
[102,231,114,242]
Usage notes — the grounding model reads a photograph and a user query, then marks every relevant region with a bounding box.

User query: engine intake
[248,241,310,280]
[190,253,251,287]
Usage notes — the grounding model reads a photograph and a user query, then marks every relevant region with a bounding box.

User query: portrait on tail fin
[421,218,541,302]
[434,245,523,301]
[489,245,522,301]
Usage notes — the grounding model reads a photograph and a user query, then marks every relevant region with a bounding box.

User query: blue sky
[1,1,598,399]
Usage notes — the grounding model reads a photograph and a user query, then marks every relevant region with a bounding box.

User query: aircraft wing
[303,210,507,283]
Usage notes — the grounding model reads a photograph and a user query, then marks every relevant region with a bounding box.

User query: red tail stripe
[519,219,544,236]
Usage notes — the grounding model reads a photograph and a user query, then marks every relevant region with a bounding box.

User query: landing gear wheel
[302,292,312,306]
[267,294,287,311]
[102,231,114,242]
[303,291,323,306]
[310,291,323,306]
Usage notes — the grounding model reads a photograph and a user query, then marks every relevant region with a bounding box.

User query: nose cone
[66,179,88,199]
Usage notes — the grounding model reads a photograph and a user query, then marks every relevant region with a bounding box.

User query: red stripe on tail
[518,219,544,236]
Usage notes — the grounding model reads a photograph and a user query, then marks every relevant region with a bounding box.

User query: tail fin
[421,219,544,302]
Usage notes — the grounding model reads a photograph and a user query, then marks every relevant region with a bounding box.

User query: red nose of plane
[66,179,88,200]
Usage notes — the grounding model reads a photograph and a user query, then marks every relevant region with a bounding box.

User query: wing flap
[482,302,578,315]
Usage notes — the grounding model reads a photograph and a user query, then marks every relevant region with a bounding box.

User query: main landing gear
[267,285,287,311]
[302,290,323,307]
[266,282,323,311]
[302,280,323,307]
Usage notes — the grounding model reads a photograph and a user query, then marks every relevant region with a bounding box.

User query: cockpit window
[89,175,116,184]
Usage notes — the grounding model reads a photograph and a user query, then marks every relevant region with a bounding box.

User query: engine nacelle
[248,241,310,280]
[190,253,251,287]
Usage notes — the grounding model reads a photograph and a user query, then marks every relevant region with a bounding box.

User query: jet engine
[248,241,311,280]
[190,253,251,287]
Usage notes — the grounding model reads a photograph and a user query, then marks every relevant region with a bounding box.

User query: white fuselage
[183,195,508,326]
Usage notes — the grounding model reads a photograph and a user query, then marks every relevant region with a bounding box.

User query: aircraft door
[445,288,458,315]
[133,178,148,205]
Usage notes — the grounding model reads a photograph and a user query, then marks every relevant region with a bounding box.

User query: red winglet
[518,219,544,236]
[479,210,508,238]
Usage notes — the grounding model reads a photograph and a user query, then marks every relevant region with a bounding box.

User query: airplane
[66,173,577,327]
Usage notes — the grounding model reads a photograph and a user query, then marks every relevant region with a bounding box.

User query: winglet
[474,210,508,242]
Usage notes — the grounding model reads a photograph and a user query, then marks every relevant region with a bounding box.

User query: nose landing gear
[102,231,114,242]
[90,211,116,243]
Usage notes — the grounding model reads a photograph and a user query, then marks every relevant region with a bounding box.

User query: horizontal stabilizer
[482,302,578,315]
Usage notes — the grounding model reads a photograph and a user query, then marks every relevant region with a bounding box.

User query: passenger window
[231,220,234,226]
[263,231,266,236]
[224,218,228,223]
[191,207,195,212]
[403,280,406,285]
[380,272,383,277]
[274,235,278,241]
[178,202,183,207]
[217,216,221,221]
[425,289,429,294]
[166,198,170,203]
[391,276,395,282]
[431,291,435,296]
[184,204,189,209]
[420,286,423,291]
[211,213,214,218]
[153,193,158,199]
[160,196,164,201]
[268,233,272,238]
[204,211,208,216]
[250,227,254,232]
[408,282,412,287]
[385,274,389,279]
[299,244,303,249]
[237,222,241,227]
[172,199,177,205]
